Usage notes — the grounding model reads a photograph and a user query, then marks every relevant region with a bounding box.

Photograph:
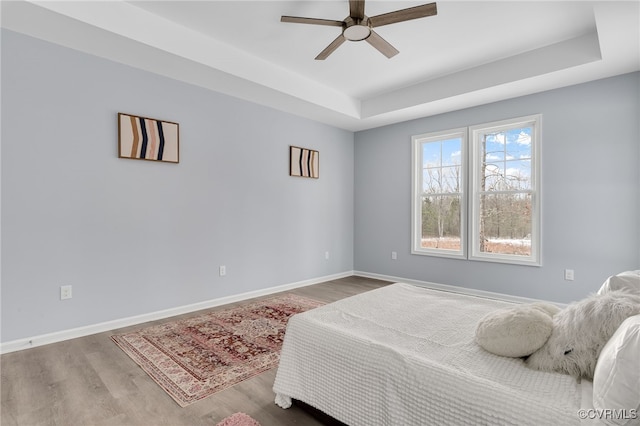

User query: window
[412,115,541,266]
[411,129,467,259]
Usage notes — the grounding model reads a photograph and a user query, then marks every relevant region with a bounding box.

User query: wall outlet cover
[60,285,73,300]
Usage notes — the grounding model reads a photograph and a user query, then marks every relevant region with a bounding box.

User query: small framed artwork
[118,113,179,163]
[290,145,319,178]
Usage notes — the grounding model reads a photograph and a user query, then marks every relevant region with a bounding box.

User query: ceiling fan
[281,0,437,60]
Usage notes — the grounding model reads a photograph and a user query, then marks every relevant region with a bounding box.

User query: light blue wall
[1,30,354,342]
[2,29,638,344]
[355,72,640,303]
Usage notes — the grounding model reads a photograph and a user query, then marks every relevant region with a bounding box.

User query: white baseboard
[2,270,565,354]
[0,270,354,354]
[354,270,567,307]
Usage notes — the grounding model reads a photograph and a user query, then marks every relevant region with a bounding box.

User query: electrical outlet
[391,251,398,260]
[60,285,73,300]
[219,265,226,276]
[325,251,330,260]
[564,269,575,281]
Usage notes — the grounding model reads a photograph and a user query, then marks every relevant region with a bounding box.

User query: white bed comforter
[273,283,584,426]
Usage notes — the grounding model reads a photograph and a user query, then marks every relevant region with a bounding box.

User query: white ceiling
[2,1,639,131]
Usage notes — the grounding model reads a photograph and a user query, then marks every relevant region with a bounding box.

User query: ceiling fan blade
[281,16,344,27]
[315,34,346,60]
[365,30,399,58]
[349,0,365,20]
[369,3,437,27]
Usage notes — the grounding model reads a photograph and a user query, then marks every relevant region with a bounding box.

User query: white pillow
[475,303,558,358]
[593,314,640,425]
[598,271,640,295]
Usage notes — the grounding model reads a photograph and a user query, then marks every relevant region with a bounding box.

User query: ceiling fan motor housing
[343,16,371,41]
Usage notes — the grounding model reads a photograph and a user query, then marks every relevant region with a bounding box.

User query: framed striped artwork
[118,113,179,163]
[290,146,319,179]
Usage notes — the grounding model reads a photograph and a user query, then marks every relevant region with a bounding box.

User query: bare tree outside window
[478,127,533,256]
[412,115,540,265]
[420,137,463,252]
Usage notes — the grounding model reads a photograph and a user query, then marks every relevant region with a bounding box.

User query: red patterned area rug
[216,412,261,426]
[111,294,324,407]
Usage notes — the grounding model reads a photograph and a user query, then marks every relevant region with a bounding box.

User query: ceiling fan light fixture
[281,1,438,59]
[343,24,371,41]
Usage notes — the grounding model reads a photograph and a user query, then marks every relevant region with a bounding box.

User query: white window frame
[411,128,467,259]
[411,115,542,266]
[469,115,541,266]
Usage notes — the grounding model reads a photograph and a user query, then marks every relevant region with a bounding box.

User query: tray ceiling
[2,1,639,131]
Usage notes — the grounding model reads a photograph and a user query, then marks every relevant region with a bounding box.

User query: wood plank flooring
[1,276,390,426]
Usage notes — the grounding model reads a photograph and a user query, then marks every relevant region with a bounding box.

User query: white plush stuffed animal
[525,290,640,379]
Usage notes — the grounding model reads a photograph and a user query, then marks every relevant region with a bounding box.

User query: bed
[273,282,595,426]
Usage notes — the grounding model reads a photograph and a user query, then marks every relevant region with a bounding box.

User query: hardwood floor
[1,276,390,426]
